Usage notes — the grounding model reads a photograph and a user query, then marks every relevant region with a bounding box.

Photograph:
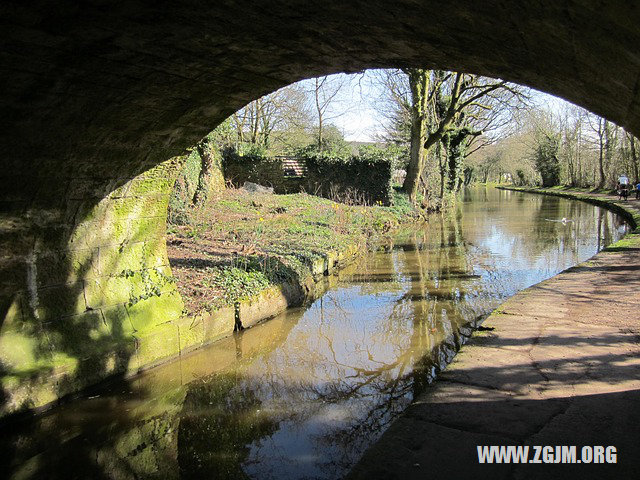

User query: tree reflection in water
[3,188,629,480]
[178,371,279,479]
[182,208,498,479]
[180,189,627,479]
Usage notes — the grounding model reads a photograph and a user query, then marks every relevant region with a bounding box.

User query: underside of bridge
[1,0,639,417]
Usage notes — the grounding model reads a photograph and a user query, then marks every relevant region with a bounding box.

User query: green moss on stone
[175,315,204,352]
[128,176,175,196]
[102,304,136,335]
[133,322,180,370]
[84,276,135,309]
[126,291,183,333]
[0,331,42,371]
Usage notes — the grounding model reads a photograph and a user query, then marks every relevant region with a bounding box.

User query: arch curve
[1,0,639,415]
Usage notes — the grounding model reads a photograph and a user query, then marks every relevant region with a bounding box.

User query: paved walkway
[348,190,640,479]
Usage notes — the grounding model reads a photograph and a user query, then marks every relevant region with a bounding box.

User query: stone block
[45,309,111,355]
[102,304,136,336]
[85,267,177,313]
[67,178,118,200]
[136,194,171,219]
[1,370,59,416]
[36,283,87,319]
[69,217,129,250]
[175,315,204,353]
[84,275,134,309]
[37,224,71,251]
[100,241,147,274]
[0,231,34,263]
[133,322,180,371]
[33,251,69,287]
[1,297,52,376]
[1,293,24,326]
[68,247,101,281]
[35,247,100,286]
[203,307,235,343]
[50,343,135,399]
[127,176,175,196]
[238,285,289,329]
[0,257,28,289]
[126,290,183,333]
[107,180,132,199]
[74,198,110,225]
[0,330,42,372]
[140,237,170,269]
[104,196,143,223]
[127,217,165,244]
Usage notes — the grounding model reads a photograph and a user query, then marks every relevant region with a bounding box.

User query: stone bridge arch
[2,0,639,416]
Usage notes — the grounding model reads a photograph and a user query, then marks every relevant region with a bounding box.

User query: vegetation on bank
[222,142,401,206]
[167,188,417,314]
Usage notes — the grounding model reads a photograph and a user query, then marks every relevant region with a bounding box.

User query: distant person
[617,176,630,200]
[636,181,640,200]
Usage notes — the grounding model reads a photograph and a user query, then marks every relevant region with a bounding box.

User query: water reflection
[2,188,628,479]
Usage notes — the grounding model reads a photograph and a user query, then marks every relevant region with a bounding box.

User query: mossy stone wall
[0,159,187,417]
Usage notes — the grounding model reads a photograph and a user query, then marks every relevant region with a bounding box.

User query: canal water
[2,188,628,479]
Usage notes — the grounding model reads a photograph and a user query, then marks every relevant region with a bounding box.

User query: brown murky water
[2,188,628,479]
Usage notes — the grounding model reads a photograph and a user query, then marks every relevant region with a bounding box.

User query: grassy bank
[167,188,418,315]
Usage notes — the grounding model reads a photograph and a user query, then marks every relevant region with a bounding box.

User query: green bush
[298,144,397,205]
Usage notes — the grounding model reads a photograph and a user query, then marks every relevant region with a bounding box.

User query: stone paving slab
[348,191,640,479]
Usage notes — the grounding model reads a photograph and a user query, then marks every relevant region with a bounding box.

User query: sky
[296,71,577,142]
[296,71,386,142]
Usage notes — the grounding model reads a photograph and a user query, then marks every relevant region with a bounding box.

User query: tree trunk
[629,133,639,181]
[597,119,606,189]
[193,141,223,206]
[315,77,324,148]
[402,69,430,204]
[438,143,446,199]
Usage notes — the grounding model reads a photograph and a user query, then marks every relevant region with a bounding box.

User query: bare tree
[619,131,640,182]
[231,83,312,151]
[586,114,618,189]
[311,75,348,148]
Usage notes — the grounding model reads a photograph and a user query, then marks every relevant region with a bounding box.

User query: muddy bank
[349,187,640,479]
